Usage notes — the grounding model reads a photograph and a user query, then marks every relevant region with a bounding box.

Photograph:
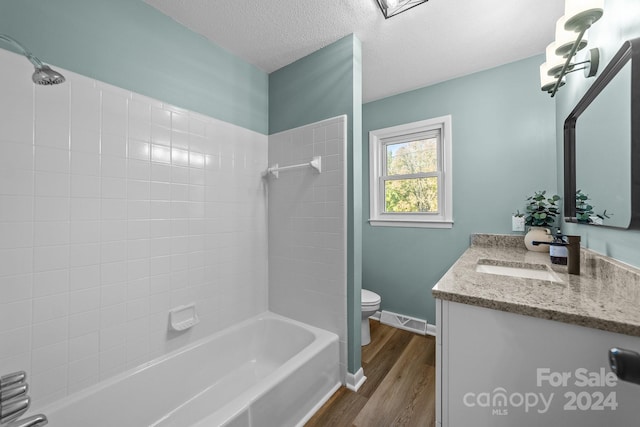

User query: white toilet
[361,289,381,346]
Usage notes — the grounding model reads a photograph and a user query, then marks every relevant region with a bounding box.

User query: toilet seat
[361,289,381,307]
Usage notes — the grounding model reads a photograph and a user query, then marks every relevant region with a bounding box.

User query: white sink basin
[475,259,563,283]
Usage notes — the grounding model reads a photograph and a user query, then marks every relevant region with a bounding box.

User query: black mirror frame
[564,37,640,229]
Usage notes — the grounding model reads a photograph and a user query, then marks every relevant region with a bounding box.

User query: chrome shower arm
[0,34,65,85]
[0,35,44,68]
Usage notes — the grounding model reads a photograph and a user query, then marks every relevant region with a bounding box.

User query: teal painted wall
[269,35,359,134]
[351,38,363,372]
[557,0,640,267]
[269,34,363,372]
[362,56,557,324]
[0,0,268,134]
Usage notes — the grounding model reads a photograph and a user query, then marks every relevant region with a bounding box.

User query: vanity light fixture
[540,0,604,97]
[546,41,575,78]
[555,15,588,57]
[375,0,429,19]
[540,63,565,93]
[564,0,604,32]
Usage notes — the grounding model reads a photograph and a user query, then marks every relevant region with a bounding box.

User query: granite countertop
[432,234,640,337]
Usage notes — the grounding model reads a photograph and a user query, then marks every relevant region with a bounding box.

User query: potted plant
[523,191,560,251]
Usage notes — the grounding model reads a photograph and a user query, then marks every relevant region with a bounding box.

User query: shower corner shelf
[169,303,200,331]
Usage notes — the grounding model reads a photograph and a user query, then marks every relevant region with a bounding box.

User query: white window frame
[369,115,453,228]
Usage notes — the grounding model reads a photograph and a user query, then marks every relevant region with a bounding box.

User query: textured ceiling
[144,0,564,103]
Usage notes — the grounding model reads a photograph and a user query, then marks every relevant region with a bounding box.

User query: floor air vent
[379,310,428,335]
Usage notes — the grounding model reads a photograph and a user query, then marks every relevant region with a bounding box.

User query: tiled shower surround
[0,49,268,406]
[267,116,347,380]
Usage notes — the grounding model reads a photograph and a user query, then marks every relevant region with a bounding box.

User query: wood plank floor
[306,320,436,427]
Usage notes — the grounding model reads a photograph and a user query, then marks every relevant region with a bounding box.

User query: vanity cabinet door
[436,300,640,427]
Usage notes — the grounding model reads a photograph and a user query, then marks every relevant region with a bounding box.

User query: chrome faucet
[6,415,48,427]
[0,385,28,405]
[0,372,47,427]
[0,397,30,425]
[532,235,581,275]
[0,373,26,391]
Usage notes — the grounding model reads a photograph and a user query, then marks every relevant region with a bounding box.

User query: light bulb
[540,63,565,93]
[555,15,588,57]
[564,0,604,32]
[546,42,573,77]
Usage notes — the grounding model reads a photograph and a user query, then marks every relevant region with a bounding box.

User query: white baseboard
[426,322,437,336]
[345,367,367,392]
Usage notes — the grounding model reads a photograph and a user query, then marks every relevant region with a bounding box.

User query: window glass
[384,177,438,213]
[385,138,438,176]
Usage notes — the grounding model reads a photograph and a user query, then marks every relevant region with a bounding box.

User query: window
[369,115,453,228]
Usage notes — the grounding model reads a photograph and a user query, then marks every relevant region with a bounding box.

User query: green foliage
[385,139,438,213]
[575,189,594,223]
[385,178,438,212]
[524,190,560,227]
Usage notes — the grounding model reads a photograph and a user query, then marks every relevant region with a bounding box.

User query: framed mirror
[564,37,640,229]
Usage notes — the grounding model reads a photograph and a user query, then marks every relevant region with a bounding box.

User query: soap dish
[169,303,200,331]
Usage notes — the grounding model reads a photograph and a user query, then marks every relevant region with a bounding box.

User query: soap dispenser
[549,228,568,265]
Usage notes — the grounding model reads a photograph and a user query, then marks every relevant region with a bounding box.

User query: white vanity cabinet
[435,299,640,427]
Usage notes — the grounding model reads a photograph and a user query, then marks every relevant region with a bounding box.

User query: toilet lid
[362,289,381,305]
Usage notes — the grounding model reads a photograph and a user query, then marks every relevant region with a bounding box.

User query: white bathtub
[34,312,341,427]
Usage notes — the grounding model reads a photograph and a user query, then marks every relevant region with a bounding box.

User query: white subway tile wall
[0,49,268,407]
[267,116,347,381]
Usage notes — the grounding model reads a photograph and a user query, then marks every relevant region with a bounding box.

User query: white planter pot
[524,227,553,252]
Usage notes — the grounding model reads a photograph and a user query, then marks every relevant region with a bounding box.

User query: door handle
[609,347,640,385]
